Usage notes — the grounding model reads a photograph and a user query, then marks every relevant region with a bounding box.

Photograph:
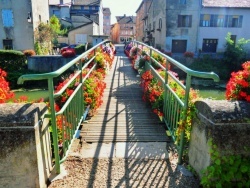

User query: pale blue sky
[103,0,142,24]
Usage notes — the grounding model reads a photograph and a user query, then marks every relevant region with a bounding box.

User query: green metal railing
[17,40,111,173]
[132,41,220,164]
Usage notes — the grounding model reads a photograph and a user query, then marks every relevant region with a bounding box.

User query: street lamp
[27,12,32,23]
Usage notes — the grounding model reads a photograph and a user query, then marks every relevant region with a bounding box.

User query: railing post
[178,74,192,164]
[48,78,60,173]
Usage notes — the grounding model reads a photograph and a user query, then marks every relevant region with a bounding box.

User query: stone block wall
[188,99,250,178]
[28,56,75,73]
[0,103,52,188]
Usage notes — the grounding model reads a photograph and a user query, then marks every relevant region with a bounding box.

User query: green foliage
[34,23,54,55]
[0,50,26,72]
[189,55,230,80]
[75,44,86,55]
[223,32,250,72]
[34,41,42,55]
[50,15,61,35]
[201,139,250,187]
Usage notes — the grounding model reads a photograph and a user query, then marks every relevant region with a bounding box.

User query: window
[200,14,243,28]
[230,35,237,45]
[158,18,162,29]
[2,9,14,27]
[84,6,89,10]
[200,14,210,27]
[153,21,155,31]
[228,15,243,27]
[53,10,60,17]
[3,39,13,50]
[178,15,192,27]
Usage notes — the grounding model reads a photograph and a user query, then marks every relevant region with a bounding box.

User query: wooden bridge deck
[80,45,168,143]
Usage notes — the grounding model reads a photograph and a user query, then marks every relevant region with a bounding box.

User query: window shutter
[178,15,181,27]
[189,15,192,27]
[2,9,14,27]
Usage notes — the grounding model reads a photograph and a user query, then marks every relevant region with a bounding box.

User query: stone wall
[188,99,250,178]
[28,55,75,73]
[0,103,52,188]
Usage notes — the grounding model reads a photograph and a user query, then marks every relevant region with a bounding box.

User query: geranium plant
[140,69,199,143]
[226,61,250,102]
[0,68,15,103]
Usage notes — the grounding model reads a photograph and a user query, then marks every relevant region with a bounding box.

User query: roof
[68,21,98,32]
[202,0,250,8]
[73,0,100,5]
[103,8,111,14]
[49,0,72,5]
[116,15,136,24]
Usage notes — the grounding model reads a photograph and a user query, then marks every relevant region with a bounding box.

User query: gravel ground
[48,142,200,188]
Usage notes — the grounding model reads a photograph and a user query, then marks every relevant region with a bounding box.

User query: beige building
[110,23,119,44]
[67,21,99,44]
[112,15,136,44]
[103,8,111,36]
[135,0,152,42]
[0,0,49,50]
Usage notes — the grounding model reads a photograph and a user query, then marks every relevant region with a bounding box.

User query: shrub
[61,50,76,58]
[23,49,36,57]
[75,44,86,55]
[184,51,194,58]
[226,61,250,102]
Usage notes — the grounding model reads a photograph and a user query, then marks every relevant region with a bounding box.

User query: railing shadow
[84,46,199,187]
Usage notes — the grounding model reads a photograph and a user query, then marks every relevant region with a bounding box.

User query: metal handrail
[132,40,220,164]
[17,40,111,173]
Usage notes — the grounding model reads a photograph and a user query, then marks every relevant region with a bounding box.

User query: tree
[223,32,250,72]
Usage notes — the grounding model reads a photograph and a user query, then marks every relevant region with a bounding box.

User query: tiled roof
[103,8,111,13]
[73,0,100,5]
[116,16,136,24]
[202,0,250,8]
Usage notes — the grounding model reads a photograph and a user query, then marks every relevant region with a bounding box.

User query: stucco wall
[0,0,49,50]
[0,0,34,50]
[198,8,250,53]
[68,23,98,44]
[0,103,52,188]
[188,99,250,178]
[165,0,200,52]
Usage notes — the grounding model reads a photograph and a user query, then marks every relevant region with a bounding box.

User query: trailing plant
[226,61,250,102]
[201,138,250,187]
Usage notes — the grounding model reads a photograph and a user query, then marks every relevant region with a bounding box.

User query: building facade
[112,15,136,44]
[49,0,72,19]
[103,8,111,36]
[70,0,103,35]
[135,0,152,43]
[137,0,250,54]
[0,0,49,50]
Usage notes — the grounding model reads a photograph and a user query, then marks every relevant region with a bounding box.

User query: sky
[102,0,142,24]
